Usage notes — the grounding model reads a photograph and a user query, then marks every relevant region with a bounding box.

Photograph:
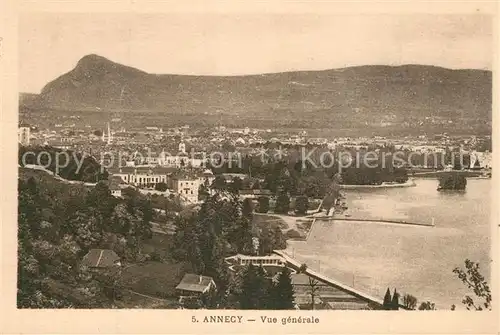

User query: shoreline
[339,179,416,189]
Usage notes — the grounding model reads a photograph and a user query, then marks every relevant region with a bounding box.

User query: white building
[112,167,171,189]
[158,150,205,168]
[18,126,30,146]
[169,174,201,203]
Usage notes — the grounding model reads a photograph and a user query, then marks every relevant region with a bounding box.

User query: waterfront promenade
[339,178,416,189]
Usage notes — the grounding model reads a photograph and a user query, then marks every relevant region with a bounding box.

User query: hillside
[26,54,492,131]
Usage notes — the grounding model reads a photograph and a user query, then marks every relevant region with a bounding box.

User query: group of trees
[383,289,434,311]
[340,166,408,185]
[170,194,288,307]
[236,264,295,309]
[438,172,467,191]
[154,182,168,192]
[382,288,400,310]
[208,147,412,189]
[19,146,108,182]
[170,195,254,306]
[256,196,270,213]
[18,175,153,308]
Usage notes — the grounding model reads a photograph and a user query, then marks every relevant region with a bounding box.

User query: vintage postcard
[1,1,498,334]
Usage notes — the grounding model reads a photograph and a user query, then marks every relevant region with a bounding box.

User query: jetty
[333,218,435,227]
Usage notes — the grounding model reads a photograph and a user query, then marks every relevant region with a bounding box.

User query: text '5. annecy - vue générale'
[17,13,492,311]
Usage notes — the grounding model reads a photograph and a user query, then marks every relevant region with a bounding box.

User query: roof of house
[175,274,215,293]
[81,249,120,268]
[109,166,178,175]
[107,175,125,190]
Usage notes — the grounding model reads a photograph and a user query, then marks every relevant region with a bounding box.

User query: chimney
[199,275,202,284]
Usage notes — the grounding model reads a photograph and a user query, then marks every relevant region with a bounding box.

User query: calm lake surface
[286,178,492,309]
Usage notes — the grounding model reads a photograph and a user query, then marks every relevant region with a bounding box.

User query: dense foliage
[170,193,289,307]
[17,174,153,308]
[453,259,491,311]
[257,196,270,213]
[294,196,308,215]
[19,146,108,182]
[438,172,467,190]
[237,264,295,309]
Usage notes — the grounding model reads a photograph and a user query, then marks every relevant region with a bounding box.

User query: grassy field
[142,233,174,261]
[119,261,191,300]
[253,214,288,230]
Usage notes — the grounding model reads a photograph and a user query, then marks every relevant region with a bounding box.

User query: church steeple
[107,122,112,145]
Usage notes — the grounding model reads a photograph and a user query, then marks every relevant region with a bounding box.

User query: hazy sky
[19,13,492,93]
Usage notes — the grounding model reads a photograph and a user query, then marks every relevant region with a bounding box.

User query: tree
[257,196,270,213]
[154,182,168,192]
[258,226,286,255]
[294,196,308,215]
[402,294,418,310]
[418,301,436,310]
[198,183,210,201]
[270,267,295,309]
[86,182,115,222]
[230,177,243,194]
[242,198,253,220]
[391,288,400,310]
[211,175,227,190]
[453,259,491,311]
[307,277,320,310]
[238,264,270,309]
[17,176,118,308]
[383,288,392,310]
[275,192,290,214]
[438,172,467,191]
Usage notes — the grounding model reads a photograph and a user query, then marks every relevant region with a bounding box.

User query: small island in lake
[437,172,467,191]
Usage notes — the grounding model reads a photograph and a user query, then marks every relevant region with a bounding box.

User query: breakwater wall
[334,218,435,227]
[273,250,383,308]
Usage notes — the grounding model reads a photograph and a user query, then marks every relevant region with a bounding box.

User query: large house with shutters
[110,166,176,189]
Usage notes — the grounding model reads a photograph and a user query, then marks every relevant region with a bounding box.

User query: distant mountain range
[20,54,492,131]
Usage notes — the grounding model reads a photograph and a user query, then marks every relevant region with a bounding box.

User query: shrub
[294,196,308,215]
[257,196,270,213]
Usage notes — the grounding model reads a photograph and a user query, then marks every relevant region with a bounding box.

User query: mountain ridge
[25,54,492,130]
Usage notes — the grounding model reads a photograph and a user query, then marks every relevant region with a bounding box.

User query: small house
[81,249,121,269]
[175,274,216,296]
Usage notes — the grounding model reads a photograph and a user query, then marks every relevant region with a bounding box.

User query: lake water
[286,178,492,309]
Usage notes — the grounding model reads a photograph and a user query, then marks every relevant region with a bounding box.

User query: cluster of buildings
[109,165,215,203]
[81,247,380,310]
[18,121,492,203]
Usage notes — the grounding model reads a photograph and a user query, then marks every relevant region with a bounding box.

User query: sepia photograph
[12,6,495,321]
